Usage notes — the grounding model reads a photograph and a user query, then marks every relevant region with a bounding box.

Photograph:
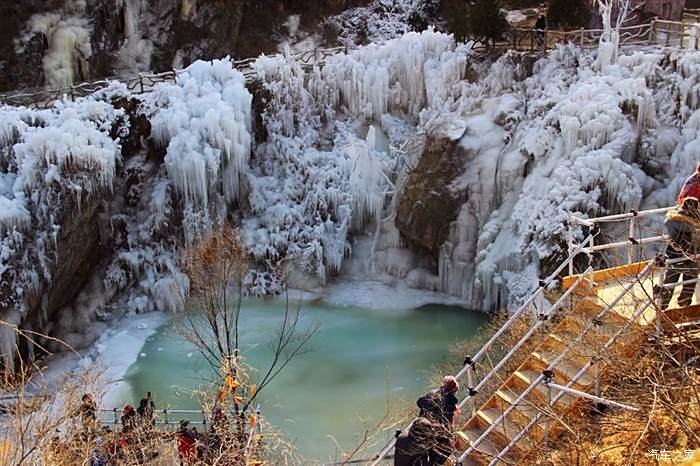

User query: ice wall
[244,30,470,289]
[23,1,93,88]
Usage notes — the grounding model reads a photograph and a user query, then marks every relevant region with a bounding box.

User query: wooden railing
[474,19,697,53]
[0,45,350,110]
[2,19,699,110]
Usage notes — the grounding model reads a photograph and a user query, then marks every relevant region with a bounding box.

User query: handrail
[568,206,674,273]
[458,260,655,463]
[570,207,673,225]
[456,266,593,413]
[0,45,352,108]
[369,236,594,465]
[482,280,656,465]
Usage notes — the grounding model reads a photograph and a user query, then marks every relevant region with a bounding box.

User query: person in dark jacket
[137,393,155,426]
[395,377,460,466]
[77,393,98,433]
[417,376,461,426]
[535,14,547,46]
[678,163,700,204]
[657,197,700,310]
[121,404,138,433]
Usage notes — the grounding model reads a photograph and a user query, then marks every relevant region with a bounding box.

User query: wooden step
[477,407,536,453]
[461,426,517,465]
[531,350,595,388]
[512,368,577,408]
[494,387,543,423]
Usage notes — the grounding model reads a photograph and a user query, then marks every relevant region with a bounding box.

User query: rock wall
[396,135,467,255]
[0,0,372,93]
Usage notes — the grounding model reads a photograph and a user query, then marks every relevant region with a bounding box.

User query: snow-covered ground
[41,312,167,407]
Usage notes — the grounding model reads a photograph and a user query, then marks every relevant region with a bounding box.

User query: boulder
[396,135,467,255]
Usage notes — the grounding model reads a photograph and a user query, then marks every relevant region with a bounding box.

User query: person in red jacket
[176,420,199,465]
[678,163,700,204]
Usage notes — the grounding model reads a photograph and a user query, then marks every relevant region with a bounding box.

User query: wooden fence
[475,19,699,53]
[0,45,349,110]
[2,19,699,110]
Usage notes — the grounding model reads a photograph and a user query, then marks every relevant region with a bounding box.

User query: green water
[119,298,488,462]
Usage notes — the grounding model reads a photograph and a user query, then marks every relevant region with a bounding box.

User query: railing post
[163,409,169,425]
[592,316,603,397]
[628,215,636,264]
[464,356,476,419]
[138,73,145,94]
[650,19,656,44]
[580,28,584,47]
[542,370,553,452]
[652,254,665,342]
[113,408,118,424]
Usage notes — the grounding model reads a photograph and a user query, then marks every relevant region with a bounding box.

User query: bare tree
[180,224,317,415]
[596,0,644,70]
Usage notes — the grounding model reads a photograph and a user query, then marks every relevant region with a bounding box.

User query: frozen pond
[108,297,488,462]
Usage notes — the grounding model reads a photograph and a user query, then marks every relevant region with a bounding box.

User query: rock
[395,135,467,255]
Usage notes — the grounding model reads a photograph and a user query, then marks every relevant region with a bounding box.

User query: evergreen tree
[469,0,508,46]
[547,0,592,29]
[440,0,471,42]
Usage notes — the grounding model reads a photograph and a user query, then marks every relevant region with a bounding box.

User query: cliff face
[0,0,372,93]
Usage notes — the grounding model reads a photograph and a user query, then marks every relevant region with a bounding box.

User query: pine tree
[440,0,471,42]
[469,0,508,46]
[547,0,592,29]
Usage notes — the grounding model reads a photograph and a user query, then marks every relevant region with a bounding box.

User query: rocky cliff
[0,0,426,92]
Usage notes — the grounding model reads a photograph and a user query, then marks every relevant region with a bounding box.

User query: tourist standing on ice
[657,196,700,310]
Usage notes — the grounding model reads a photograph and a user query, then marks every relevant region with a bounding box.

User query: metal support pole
[464,356,476,418]
[592,316,602,397]
[544,381,639,411]
[113,408,118,424]
[628,216,636,264]
[164,409,169,425]
[543,370,553,452]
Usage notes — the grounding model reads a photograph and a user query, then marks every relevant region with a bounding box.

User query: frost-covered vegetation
[2,26,700,352]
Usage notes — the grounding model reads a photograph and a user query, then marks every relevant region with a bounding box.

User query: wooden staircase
[457,264,658,466]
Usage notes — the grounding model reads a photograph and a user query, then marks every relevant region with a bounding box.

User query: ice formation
[114,0,154,76]
[148,58,252,239]
[6,24,700,360]
[22,0,93,88]
[245,30,470,287]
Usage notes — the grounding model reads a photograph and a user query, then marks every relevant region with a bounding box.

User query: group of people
[43,392,161,465]
[66,392,237,465]
[394,376,461,466]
